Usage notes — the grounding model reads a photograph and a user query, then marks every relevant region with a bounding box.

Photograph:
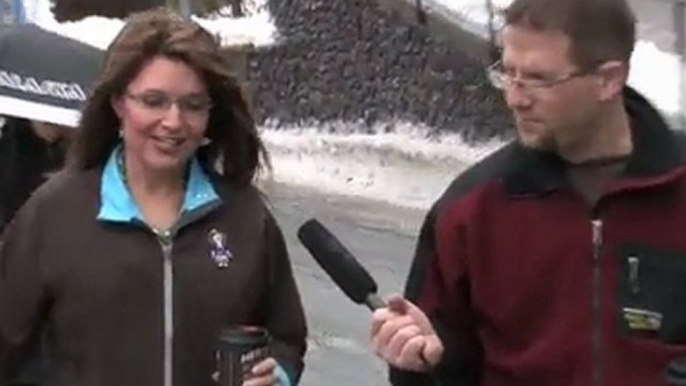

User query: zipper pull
[591,220,603,251]
[628,256,640,295]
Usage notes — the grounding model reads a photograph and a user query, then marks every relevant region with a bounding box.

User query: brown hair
[67,8,268,187]
[503,0,636,70]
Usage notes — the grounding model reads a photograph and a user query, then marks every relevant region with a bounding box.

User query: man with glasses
[371,0,686,385]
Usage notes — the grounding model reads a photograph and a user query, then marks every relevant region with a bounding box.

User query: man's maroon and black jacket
[391,88,686,386]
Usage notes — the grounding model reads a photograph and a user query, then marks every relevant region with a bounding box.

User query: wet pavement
[262,181,427,385]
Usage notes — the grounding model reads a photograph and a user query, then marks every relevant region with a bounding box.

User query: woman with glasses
[0,9,306,386]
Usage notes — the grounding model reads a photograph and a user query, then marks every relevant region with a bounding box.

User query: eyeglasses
[125,91,213,116]
[487,60,593,92]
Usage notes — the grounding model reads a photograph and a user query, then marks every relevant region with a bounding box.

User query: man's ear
[595,61,629,102]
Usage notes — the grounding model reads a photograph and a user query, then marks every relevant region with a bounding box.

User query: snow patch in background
[259,122,504,210]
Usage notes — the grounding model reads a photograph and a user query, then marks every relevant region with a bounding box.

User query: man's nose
[504,83,533,110]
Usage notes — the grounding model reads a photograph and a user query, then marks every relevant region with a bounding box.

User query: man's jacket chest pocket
[618,244,686,344]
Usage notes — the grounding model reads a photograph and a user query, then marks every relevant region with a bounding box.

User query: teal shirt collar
[98,145,221,223]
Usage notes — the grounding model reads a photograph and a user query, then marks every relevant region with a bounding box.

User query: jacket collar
[97,144,221,224]
[504,87,686,197]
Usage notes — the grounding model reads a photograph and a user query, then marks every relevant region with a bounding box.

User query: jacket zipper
[155,229,174,386]
[591,219,604,386]
[148,204,220,386]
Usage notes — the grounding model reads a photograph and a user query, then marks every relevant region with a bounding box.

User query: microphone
[298,218,444,385]
[297,218,387,310]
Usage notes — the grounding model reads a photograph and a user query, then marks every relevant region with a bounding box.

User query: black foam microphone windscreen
[297,219,386,310]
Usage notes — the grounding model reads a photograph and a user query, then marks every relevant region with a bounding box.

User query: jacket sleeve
[0,125,13,232]
[0,191,50,382]
[260,212,308,385]
[389,201,484,386]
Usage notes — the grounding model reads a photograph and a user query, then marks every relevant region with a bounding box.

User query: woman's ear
[110,95,124,120]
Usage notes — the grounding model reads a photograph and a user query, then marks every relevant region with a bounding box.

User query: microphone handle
[364,293,387,310]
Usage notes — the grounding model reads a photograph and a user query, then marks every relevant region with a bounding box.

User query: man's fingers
[384,324,422,360]
[371,307,398,338]
[370,297,445,372]
[371,294,405,337]
[379,296,436,337]
[396,335,428,371]
[386,295,407,314]
[372,314,416,353]
[422,334,445,367]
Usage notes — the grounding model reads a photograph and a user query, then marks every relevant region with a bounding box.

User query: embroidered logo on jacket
[208,229,232,268]
[622,307,663,331]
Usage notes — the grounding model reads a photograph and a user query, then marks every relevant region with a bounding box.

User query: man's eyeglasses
[487,60,593,91]
[125,91,213,116]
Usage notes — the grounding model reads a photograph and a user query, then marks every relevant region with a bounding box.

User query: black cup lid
[219,325,270,346]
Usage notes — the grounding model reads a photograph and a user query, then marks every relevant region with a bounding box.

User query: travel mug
[217,325,270,386]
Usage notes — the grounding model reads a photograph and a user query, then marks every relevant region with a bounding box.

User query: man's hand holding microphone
[371,295,444,372]
[296,219,444,376]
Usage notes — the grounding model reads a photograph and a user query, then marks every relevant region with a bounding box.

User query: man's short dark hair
[504,0,636,70]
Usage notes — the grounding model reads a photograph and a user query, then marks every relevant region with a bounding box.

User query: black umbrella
[0,23,102,127]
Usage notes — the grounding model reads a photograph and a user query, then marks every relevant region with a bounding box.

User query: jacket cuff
[275,363,293,386]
